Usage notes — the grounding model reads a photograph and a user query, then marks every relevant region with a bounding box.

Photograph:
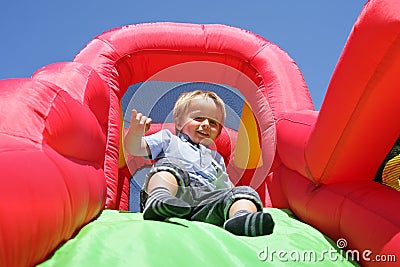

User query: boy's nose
[200,119,210,127]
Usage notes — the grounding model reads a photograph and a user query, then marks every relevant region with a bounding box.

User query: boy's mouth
[196,130,209,137]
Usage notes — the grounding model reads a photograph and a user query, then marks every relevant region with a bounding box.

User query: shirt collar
[178,132,200,148]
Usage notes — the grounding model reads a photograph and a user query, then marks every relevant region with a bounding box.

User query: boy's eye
[209,120,218,126]
[194,117,219,127]
[194,117,204,122]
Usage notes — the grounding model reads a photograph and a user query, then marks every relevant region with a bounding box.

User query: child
[125,90,274,236]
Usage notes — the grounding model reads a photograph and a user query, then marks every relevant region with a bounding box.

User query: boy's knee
[143,159,191,199]
[229,186,263,211]
[147,171,179,195]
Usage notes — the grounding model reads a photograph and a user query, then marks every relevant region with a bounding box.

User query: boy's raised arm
[124,109,152,157]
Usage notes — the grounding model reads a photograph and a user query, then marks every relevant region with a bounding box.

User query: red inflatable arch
[70,22,313,210]
[0,0,399,266]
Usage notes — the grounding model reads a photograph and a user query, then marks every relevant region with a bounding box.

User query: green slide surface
[39,209,358,266]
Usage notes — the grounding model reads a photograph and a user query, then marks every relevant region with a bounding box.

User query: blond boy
[125,90,274,236]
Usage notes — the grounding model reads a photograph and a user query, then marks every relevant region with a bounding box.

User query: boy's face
[177,97,224,146]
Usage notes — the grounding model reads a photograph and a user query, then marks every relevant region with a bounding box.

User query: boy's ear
[174,116,182,130]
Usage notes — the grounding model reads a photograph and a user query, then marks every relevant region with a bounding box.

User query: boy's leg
[223,198,274,237]
[228,198,257,217]
[189,185,274,236]
[147,170,179,195]
[143,171,191,221]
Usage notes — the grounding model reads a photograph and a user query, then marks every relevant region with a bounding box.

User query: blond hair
[173,90,226,127]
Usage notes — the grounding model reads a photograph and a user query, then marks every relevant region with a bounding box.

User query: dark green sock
[223,210,275,236]
[143,187,191,221]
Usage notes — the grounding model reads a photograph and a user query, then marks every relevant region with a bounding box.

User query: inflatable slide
[0,0,399,266]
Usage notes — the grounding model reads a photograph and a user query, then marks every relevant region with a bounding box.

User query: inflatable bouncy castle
[1,0,400,266]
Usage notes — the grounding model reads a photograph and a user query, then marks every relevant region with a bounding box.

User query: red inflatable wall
[276,1,400,265]
[0,64,108,266]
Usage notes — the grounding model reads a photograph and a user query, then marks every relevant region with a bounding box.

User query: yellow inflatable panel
[234,101,263,169]
[382,154,400,191]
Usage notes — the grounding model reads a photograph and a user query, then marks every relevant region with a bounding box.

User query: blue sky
[1,1,366,109]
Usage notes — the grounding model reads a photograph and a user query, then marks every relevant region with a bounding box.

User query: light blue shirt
[144,129,232,190]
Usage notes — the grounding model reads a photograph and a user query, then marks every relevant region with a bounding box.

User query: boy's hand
[129,109,152,136]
